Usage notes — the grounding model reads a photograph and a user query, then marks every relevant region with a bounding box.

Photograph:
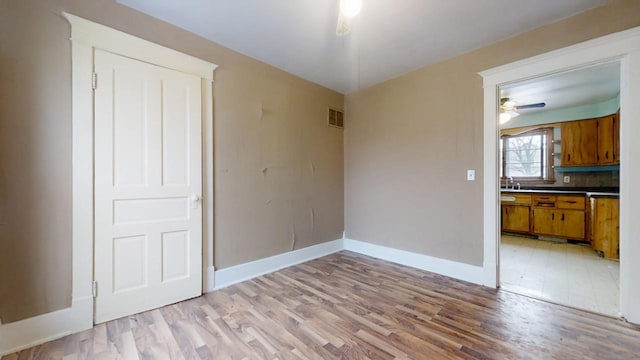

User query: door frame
[480,26,640,324]
[65,13,217,322]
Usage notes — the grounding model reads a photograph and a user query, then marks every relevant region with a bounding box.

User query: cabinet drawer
[557,196,585,210]
[533,194,556,202]
[533,194,556,207]
[501,193,532,205]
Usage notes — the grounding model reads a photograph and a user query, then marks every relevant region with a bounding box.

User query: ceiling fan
[500,98,546,124]
[336,0,362,36]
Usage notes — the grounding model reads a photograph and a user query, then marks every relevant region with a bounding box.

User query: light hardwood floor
[5,251,640,359]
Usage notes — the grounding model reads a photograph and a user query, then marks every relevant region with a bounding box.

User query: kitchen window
[500,128,554,183]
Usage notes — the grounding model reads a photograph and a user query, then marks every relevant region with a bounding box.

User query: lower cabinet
[501,192,588,241]
[530,195,587,241]
[532,208,555,235]
[590,197,619,259]
[557,209,586,239]
[502,205,530,233]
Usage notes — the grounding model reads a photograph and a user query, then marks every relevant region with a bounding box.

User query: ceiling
[117,0,608,94]
[500,62,620,114]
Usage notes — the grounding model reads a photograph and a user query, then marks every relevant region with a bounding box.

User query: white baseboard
[213,239,344,290]
[0,296,93,356]
[344,238,487,286]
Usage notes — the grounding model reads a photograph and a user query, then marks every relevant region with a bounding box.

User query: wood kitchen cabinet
[502,205,530,233]
[532,208,555,235]
[597,113,619,165]
[556,210,586,239]
[501,193,531,234]
[531,194,586,241]
[562,119,598,165]
[561,114,619,166]
[590,197,619,259]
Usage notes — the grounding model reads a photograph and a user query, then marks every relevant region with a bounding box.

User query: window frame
[500,127,555,185]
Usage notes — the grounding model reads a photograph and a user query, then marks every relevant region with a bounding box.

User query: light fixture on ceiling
[499,97,545,124]
[499,110,519,124]
[340,0,362,17]
[336,0,362,36]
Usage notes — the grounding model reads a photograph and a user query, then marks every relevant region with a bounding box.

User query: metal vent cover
[328,108,344,128]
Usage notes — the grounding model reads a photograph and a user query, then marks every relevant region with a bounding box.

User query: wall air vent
[328,108,344,129]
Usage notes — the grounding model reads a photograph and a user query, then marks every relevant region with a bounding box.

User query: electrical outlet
[563,175,571,183]
[467,169,475,181]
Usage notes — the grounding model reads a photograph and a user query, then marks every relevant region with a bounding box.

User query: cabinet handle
[552,213,555,220]
[505,208,508,214]
[561,213,565,221]
[564,200,577,204]
[568,154,571,161]
[606,151,609,159]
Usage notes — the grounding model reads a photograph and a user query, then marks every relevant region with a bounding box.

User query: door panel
[162,79,191,186]
[113,70,152,186]
[94,50,202,323]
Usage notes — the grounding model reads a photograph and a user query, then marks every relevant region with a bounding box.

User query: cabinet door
[613,113,620,164]
[532,208,556,235]
[558,210,585,240]
[561,119,598,166]
[591,198,619,259]
[502,205,530,233]
[597,115,616,165]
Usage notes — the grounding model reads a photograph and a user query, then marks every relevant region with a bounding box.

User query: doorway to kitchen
[497,62,621,317]
[481,26,640,325]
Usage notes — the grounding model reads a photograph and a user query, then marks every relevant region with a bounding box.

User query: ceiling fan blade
[515,102,546,109]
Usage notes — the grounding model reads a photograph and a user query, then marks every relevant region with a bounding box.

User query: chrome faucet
[506,176,514,189]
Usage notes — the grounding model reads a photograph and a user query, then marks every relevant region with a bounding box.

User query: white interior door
[94,49,202,324]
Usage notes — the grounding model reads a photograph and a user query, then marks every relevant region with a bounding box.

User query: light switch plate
[563,175,571,183]
[467,169,475,181]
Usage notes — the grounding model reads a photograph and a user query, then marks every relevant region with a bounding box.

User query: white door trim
[64,13,217,320]
[480,26,640,324]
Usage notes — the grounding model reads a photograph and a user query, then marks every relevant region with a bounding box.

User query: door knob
[190,194,202,209]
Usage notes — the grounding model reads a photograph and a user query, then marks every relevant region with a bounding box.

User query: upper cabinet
[597,114,619,164]
[561,119,598,165]
[561,113,619,166]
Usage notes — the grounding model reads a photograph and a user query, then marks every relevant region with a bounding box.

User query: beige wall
[0,0,344,323]
[344,0,640,266]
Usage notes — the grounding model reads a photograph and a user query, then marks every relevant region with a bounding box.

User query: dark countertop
[517,186,619,192]
[584,192,619,198]
[501,188,619,198]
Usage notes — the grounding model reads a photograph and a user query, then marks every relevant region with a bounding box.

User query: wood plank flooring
[5,251,640,359]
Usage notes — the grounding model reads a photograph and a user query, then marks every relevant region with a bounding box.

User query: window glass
[500,128,553,182]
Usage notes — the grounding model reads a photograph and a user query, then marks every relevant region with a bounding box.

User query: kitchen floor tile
[500,234,619,317]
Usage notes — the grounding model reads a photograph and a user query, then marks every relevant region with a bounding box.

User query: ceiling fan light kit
[499,112,512,124]
[336,14,352,36]
[340,0,362,18]
[336,0,362,36]
[499,97,546,124]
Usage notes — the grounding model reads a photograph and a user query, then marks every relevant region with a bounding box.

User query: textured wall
[0,0,344,323]
[0,0,73,325]
[344,0,640,266]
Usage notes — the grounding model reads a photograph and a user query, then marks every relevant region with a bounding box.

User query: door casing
[480,26,640,324]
